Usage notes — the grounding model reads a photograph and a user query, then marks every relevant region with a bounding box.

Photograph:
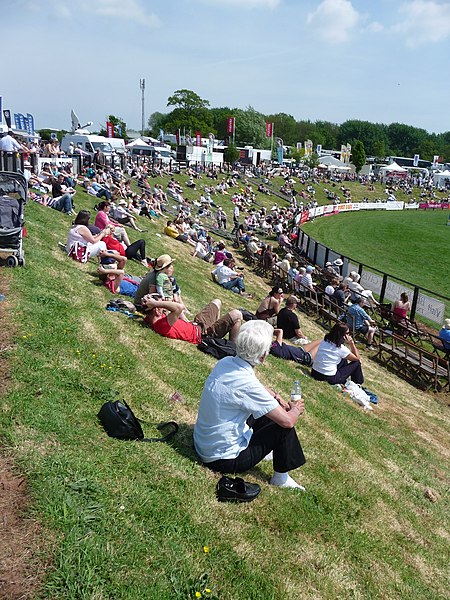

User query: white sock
[263,451,273,461]
[270,472,306,491]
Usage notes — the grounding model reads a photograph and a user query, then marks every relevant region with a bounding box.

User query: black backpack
[197,336,237,359]
[98,400,178,442]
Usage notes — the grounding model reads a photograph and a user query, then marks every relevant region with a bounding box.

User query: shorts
[356,324,369,334]
[195,301,234,339]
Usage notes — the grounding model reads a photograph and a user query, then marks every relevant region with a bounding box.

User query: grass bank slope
[0,187,449,599]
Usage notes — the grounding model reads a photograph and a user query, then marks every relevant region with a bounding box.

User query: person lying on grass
[142,297,242,344]
[194,320,307,490]
[270,328,321,367]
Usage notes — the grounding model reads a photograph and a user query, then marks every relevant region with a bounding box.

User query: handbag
[98,400,178,442]
[68,241,90,263]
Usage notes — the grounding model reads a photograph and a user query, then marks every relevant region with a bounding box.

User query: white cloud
[92,0,160,27]
[366,21,383,33]
[198,0,280,8]
[307,0,359,43]
[393,0,450,47]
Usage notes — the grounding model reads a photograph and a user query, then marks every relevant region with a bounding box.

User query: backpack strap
[141,421,179,443]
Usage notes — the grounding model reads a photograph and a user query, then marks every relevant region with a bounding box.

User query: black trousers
[204,415,306,475]
[311,358,364,385]
[125,239,146,261]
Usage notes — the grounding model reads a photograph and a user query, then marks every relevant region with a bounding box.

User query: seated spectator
[270,328,320,366]
[102,224,149,267]
[344,272,379,307]
[300,265,316,293]
[192,238,212,261]
[193,320,307,490]
[213,242,227,265]
[113,200,144,232]
[311,322,364,386]
[51,173,76,215]
[332,282,349,308]
[276,253,291,282]
[325,278,339,298]
[346,296,377,349]
[276,296,310,345]
[65,210,109,258]
[213,259,249,296]
[94,201,131,246]
[164,219,191,243]
[392,292,411,326]
[438,318,450,351]
[256,286,284,326]
[142,297,242,343]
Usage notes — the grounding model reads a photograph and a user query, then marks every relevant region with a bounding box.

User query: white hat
[444,318,450,330]
[334,259,343,266]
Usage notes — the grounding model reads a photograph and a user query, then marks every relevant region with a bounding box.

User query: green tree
[266,113,298,146]
[352,140,366,172]
[167,89,210,111]
[234,106,268,148]
[223,143,240,164]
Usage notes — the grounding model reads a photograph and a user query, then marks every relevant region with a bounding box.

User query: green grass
[0,176,449,599]
[302,210,450,297]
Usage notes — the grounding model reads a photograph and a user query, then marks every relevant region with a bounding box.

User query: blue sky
[3,0,450,134]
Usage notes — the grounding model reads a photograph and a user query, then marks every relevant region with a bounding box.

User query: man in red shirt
[143,297,242,344]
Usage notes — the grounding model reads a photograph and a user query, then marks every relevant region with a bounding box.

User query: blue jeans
[53,194,73,213]
[221,277,245,294]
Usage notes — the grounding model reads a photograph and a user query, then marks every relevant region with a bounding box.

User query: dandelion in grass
[100,364,106,368]
[195,593,202,598]
[205,589,211,594]
[203,546,210,553]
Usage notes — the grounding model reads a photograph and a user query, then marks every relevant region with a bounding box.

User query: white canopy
[379,162,408,173]
[433,169,450,187]
[126,138,151,147]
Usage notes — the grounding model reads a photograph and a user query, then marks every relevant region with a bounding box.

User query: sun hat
[118,199,127,205]
[285,253,292,259]
[334,259,343,266]
[155,254,174,270]
[306,265,314,273]
[325,261,332,267]
[444,318,450,330]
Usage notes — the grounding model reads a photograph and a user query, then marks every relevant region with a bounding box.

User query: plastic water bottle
[290,380,302,405]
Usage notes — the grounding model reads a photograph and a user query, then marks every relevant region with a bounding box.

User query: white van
[61,133,114,156]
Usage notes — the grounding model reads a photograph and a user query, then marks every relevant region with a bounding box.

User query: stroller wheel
[18,257,26,267]
[6,255,19,268]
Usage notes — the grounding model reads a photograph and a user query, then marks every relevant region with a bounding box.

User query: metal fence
[295,228,449,327]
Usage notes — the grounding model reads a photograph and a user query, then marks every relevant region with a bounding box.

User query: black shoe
[216,476,261,503]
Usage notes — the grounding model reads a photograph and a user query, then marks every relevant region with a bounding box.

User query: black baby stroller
[0,171,27,267]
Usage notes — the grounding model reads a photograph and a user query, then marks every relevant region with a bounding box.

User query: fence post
[379,274,387,304]
[411,286,420,321]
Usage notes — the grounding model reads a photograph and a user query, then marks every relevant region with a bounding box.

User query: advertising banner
[14,113,20,130]
[3,109,11,128]
[316,144,322,156]
[227,117,235,135]
[413,154,419,167]
[195,130,201,146]
[265,122,273,138]
[26,113,34,136]
[106,121,114,138]
[276,137,283,164]
[304,140,313,157]
[0,97,2,123]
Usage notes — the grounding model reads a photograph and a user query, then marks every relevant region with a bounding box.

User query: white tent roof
[319,155,347,167]
[379,162,408,172]
[126,138,150,147]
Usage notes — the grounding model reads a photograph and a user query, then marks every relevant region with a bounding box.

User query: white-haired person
[193,320,307,490]
[344,271,379,308]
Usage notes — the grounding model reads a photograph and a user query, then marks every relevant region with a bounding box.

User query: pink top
[94,210,109,230]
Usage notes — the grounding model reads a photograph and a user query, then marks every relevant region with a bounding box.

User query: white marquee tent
[433,169,450,188]
[379,162,408,182]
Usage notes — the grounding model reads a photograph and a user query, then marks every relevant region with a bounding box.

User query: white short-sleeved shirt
[312,340,350,376]
[194,356,278,462]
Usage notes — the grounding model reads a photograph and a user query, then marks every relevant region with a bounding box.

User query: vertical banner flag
[304,140,313,157]
[433,155,439,166]
[296,142,302,151]
[116,124,122,137]
[106,121,114,138]
[316,144,322,156]
[18,113,26,131]
[14,113,20,130]
[0,97,2,123]
[345,143,351,163]
[26,113,34,136]
[227,117,235,135]
[159,128,164,143]
[413,154,419,167]
[265,122,273,138]
[276,137,283,165]
[3,109,12,128]
[340,144,346,162]
[176,129,180,145]
[195,130,201,146]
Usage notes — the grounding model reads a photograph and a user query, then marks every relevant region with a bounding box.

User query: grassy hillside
[0,178,449,599]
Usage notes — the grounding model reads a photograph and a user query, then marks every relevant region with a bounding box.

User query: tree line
[147,89,450,162]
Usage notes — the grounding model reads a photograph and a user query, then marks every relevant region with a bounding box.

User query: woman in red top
[103,224,149,267]
[392,292,410,324]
